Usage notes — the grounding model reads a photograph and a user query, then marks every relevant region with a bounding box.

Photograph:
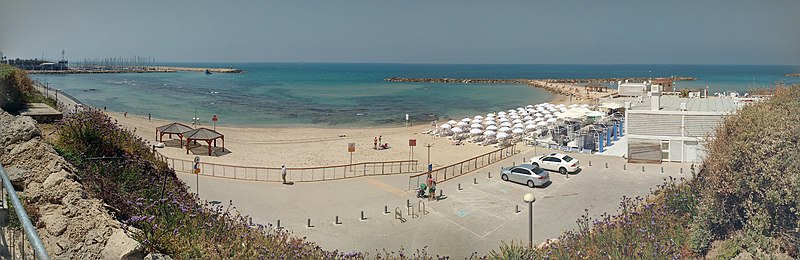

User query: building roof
[157,122,194,134]
[628,96,738,113]
[184,128,223,140]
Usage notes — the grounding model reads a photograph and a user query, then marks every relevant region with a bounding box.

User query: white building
[624,86,739,163]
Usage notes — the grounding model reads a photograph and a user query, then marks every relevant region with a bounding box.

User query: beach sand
[112,86,601,169]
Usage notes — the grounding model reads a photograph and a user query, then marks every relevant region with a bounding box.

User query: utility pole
[425,144,433,172]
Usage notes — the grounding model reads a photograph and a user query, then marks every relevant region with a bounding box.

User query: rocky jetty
[0,111,148,259]
[28,66,243,74]
[786,73,800,77]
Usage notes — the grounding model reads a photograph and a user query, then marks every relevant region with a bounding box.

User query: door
[660,140,670,162]
[684,141,701,163]
[510,168,525,183]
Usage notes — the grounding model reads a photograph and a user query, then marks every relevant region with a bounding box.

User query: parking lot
[178,146,693,258]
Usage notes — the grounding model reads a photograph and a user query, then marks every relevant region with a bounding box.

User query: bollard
[458,183,462,191]
[384,205,390,215]
[439,189,443,199]
[515,205,520,214]
[513,161,516,166]
[680,168,684,174]
[642,166,645,173]
[605,162,608,169]
[589,160,592,167]
[407,199,411,208]
[474,177,478,184]
[661,167,664,174]
[307,218,314,228]
[335,216,341,225]
[277,219,281,229]
[361,211,366,221]
[488,171,492,178]
[624,164,627,171]
[523,157,526,162]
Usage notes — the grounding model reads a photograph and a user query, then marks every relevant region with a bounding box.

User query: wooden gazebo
[184,128,225,156]
[156,123,194,147]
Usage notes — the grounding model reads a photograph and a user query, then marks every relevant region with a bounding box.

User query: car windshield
[563,155,574,162]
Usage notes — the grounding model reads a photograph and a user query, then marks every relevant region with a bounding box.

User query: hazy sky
[2,0,799,64]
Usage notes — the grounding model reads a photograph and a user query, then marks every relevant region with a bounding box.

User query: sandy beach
[111,88,600,169]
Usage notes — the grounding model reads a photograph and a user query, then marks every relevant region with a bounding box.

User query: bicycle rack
[395,207,406,223]
[418,200,429,215]
[408,205,419,218]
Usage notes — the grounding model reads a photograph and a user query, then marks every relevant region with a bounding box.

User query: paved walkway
[177,146,694,258]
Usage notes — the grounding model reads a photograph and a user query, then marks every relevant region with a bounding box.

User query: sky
[1,0,799,65]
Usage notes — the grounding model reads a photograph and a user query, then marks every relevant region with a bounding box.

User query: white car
[532,153,580,174]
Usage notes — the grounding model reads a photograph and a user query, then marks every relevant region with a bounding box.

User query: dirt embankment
[0,111,153,259]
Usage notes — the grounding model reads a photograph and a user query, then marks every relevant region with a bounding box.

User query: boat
[205,69,212,75]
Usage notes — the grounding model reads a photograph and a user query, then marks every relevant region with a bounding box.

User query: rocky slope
[0,110,145,259]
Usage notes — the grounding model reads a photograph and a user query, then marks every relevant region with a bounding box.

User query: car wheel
[501,174,509,181]
[532,162,539,168]
[527,180,535,188]
[559,167,567,175]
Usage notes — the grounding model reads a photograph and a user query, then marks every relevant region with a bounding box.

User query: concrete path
[177,146,694,258]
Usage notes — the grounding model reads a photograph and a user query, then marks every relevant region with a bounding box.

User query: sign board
[428,164,433,172]
[409,139,416,147]
[193,156,200,174]
[348,143,356,153]
[212,114,218,122]
[194,156,200,163]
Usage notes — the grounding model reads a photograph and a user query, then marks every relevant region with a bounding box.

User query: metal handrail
[0,164,50,260]
[407,144,518,190]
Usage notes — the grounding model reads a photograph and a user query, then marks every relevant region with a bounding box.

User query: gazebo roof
[184,128,223,140]
[157,123,194,134]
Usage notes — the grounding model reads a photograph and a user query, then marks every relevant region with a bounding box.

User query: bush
[693,85,800,256]
[0,64,32,113]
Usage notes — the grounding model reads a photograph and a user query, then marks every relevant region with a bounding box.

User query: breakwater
[28,66,243,74]
[385,76,696,101]
[787,73,800,77]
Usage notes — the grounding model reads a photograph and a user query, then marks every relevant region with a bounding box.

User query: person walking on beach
[148,113,151,121]
[124,111,127,117]
[379,135,382,147]
[281,165,287,184]
[374,137,378,150]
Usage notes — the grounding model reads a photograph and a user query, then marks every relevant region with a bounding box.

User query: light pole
[523,193,536,248]
[425,144,433,172]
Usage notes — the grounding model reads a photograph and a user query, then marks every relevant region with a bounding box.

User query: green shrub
[0,64,32,113]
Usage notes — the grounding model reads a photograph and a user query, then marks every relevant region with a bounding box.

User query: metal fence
[0,164,50,259]
[408,144,518,190]
[163,156,419,182]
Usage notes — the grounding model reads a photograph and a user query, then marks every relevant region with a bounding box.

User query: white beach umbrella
[517,107,525,111]
[525,124,537,129]
[548,108,558,112]
[498,118,509,122]
[581,104,590,108]
[498,111,506,116]
[513,123,525,129]
[523,116,534,121]
[474,115,483,120]
[447,120,458,125]
[546,118,558,123]
[486,113,495,117]
[484,120,496,126]
[520,111,529,116]
[569,104,579,108]
[508,109,516,113]
[534,113,543,117]
[497,132,510,139]
[557,104,566,108]
[526,105,534,109]
[452,127,464,133]
[545,114,553,119]
[500,122,512,127]
[470,123,483,129]
[462,117,472,122]
[541,110,551,114]
[440,123,452,129]
[512,128,525,134]
[457,121,469,127]
[534,117,544,122]
[470,128,483,135]
[510,115,521,120]
[499,126,511,132]
[512,119,523,124]
[536,121,547,127]
[560,107,568,112]
[524,120,535,125]
[486,125,498,130]
[484,130,496,136]
[471,119,482,124]
[485,116,495,121]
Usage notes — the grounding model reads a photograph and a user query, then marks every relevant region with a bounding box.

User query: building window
[661,140,670,161]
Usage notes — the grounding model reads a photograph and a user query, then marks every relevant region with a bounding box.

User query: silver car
[500,164,550,188]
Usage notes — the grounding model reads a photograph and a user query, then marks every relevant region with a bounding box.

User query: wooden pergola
[184,128,225,156]
[156,123,194,147]
[585,83,608,93]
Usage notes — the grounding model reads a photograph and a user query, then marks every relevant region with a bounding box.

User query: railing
[408,144,518,190]
[31,80,85,113]
[0,164,50,259]
[163,156,419,182]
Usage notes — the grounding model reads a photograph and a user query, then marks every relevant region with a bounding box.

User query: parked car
[532,153,580,174]
[500,164,550,188]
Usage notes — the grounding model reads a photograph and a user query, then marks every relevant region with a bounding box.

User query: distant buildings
[6,58,69,70]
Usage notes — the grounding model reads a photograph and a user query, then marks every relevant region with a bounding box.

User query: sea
[35,63,800,127]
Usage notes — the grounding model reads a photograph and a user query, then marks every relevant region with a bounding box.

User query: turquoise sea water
[35,63,799,127]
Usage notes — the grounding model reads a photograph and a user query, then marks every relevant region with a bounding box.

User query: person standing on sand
[374,137,378,150]
[281,165,287,184]
[148,113,151,121]
[379,136,382,147]
[124,111,127,117]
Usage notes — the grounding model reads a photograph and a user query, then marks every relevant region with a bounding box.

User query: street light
[523,193,536,248]
[425,144,433,172]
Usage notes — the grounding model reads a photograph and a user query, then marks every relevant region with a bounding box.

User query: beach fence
[164,156,419,182]
[408,144,518,190]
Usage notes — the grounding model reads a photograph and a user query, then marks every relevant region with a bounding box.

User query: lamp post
[425,144,433,172]
[523,193,536,248]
